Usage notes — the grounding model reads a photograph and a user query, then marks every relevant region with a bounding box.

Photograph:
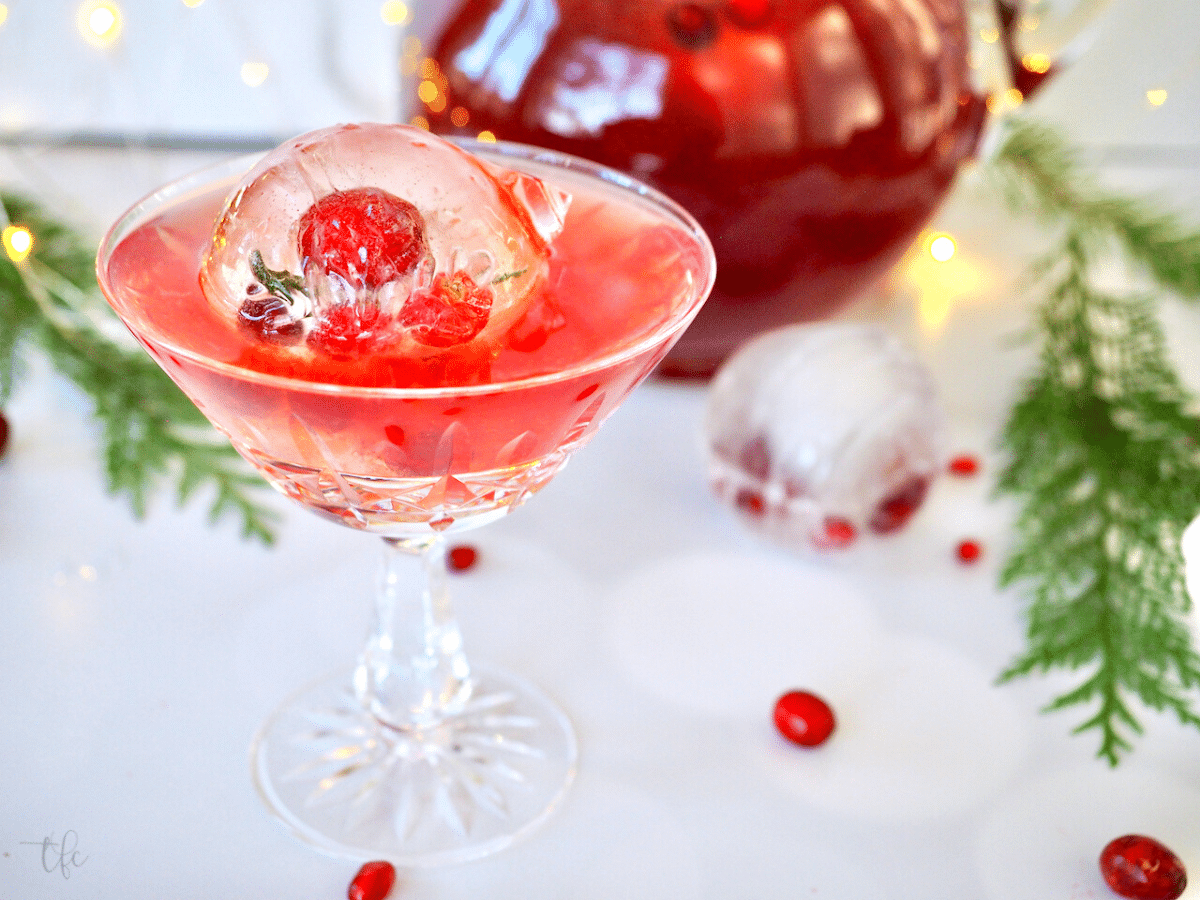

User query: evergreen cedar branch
[991,120,1200,765]
[0,192,278,544]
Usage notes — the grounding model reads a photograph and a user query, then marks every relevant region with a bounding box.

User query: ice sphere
[200,122,571,356]
[704,323,945,552]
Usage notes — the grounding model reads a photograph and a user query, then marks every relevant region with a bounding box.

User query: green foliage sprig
[0,192,279,544]
[990,120,1200,764]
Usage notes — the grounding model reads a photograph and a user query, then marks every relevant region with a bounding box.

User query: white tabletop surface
[4,2,1200,897]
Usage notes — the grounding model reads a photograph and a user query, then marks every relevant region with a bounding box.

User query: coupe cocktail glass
[96,137,715,865]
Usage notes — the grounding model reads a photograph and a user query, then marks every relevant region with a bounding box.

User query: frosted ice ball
[200,122,571,356]
[704,323,945,552]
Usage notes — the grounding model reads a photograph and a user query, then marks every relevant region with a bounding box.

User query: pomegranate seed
[1100,835,1187,900]
[774,690,836,747]
[237,295,303,344]
[447,544,478,572]
[348,860,396,900]
[948,454,980,476]
[956,539,982,563]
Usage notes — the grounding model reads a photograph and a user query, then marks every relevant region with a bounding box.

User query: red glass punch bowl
[417,0,987,375]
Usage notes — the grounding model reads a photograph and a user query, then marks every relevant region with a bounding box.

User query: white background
[2,1,1200,897]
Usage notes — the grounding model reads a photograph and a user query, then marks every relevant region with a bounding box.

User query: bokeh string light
[240,62,270,88]
[77,0,122,48]
[2,224,32,264]
[380,1,410,26]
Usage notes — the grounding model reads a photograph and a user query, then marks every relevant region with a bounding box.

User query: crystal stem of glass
[354,536,472,729]
[250,532,578,866]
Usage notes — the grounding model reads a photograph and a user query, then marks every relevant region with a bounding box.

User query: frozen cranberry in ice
[705,323,944,553]
[200,123,571,360]
[297,187,426,290]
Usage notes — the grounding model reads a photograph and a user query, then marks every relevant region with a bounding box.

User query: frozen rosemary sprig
[0,192,279,544]
[989,120,1200,764]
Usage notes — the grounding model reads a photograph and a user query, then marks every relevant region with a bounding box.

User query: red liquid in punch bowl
[419,0,987,376]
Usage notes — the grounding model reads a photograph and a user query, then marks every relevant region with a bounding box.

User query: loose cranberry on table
[348,860,397,900]
[773,690,836,747]
[1099,834,1187,900]
[948,454,980,476]
[956,539,982,564]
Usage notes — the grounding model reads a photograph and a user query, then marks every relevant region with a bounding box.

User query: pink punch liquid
[101,151,711,535]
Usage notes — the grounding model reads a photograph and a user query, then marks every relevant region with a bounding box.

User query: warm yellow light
[417,79,439,104]
[1019,14,1040,31]
[77,0,122,46]
[928,233,956,262]
[90,5,116,34]
[419,57,439,80]
[450,106,470,128]
[902,243,987,336]
[979,26,998,43]
[1146,89,1168,107]
[380,1,409,25]
[427,93,447,114]
[181,0,204,6]
[477,130,497,143]
[1022,53,1052,74]
[3,225,33,263]
[409,115,430,130]
[986,88,1024,116]
[0,5,8,27]
[241,62,269,87]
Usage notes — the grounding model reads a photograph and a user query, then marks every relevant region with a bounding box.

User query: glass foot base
[250,664,577,866]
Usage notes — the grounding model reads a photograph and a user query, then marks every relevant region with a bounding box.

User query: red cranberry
[298,187,427,289]
[348,860,396,900]
[0,409,8,456]
[948,454,980,476]
[869,476,929,534]
[773,690,836,747]
[734,487,766,518]
[1100,835,1187,900]
[956,539,982,563]
[447,544,478,572]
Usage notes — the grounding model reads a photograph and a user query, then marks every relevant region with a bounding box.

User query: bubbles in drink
[200,123,571,357]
